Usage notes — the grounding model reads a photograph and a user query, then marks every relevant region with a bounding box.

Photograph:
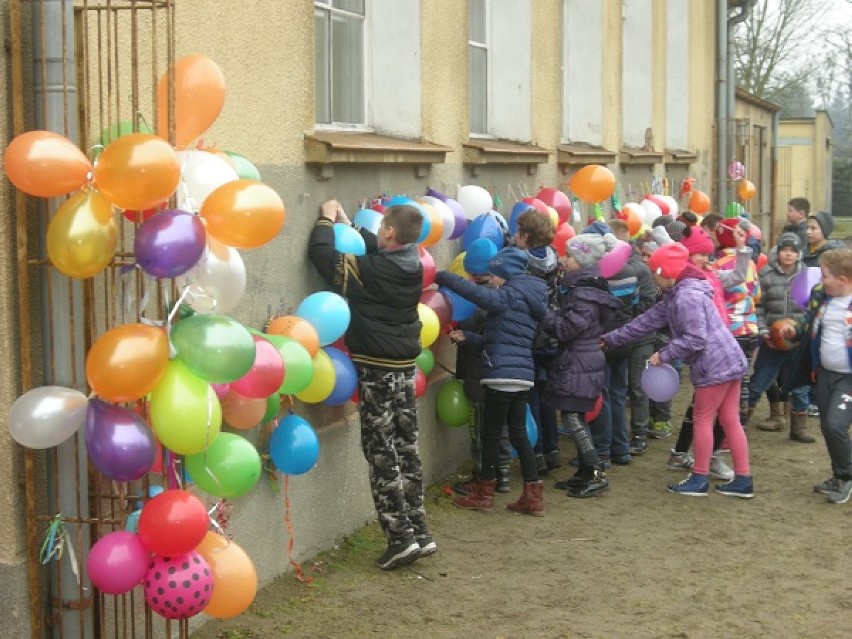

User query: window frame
[468,0,492,138]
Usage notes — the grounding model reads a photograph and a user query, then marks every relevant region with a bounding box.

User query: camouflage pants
[356,365,427,543]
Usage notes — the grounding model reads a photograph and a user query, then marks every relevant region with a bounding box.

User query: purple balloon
[444,198,468,240]
[86,399,156,481]
[426,187,449,202]
[323,346,358,406]
[134,209,206,279]
[791,266,822,309]
[641,364,680,403]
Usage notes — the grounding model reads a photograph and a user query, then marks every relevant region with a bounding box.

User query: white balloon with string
[175,238,246,314]
[640,198,663,226]
[176,150,239,211]
[420,196,456,240]
[456,185,493,220]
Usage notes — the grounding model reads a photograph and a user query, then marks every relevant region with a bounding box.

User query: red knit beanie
[715,218,741,249]
[648,242,689,279]
[680,227,714,255]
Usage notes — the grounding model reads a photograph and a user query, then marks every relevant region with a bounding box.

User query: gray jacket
[756,250,803,333]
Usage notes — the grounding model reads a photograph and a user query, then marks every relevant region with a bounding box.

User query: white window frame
[468,0,491,137]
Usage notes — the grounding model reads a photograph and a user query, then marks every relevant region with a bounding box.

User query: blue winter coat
[434,271,548,386]
[540,267,623,411]
[603,264,747,388]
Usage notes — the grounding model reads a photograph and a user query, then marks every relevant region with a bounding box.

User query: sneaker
[414,535,438,559]
[814,477,841,494]
[496,466,511,494]
[715,475,754,499]
[568,457,611,470]
[667,450,694,471]
[647,421,673,439]
[611,454,632,466]
[807,404,820,418]
[709,455,735,481]
[629,437,647,455]
[667,473,709,496]
[825,478,852,504]
[376,536,420,570]
[566,471,609,498]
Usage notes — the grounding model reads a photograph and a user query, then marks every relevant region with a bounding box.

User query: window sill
[556,143,617,172]
[463,139,551,176]
[619,147,665,166]
[304,131,452,179]
[664,148,698,166]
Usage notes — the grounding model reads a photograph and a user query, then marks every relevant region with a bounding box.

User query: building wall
[734,96,778,241]
[778,114,834,215]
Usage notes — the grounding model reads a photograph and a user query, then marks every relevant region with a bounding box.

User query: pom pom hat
[680,227,715,256]
[648,242,689,279]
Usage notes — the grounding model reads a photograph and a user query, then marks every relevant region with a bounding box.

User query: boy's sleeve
[635,264,657,314]
[308,218,362,295]
[358,227,379,254]
[435,271,507,313]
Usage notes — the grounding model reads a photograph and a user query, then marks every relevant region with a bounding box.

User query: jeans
[466,401,512,478]
[748,345,810,412]
[530,380,559,455]
[628,342,654,438]
[482,388,538,482]
[813,368,852,479]
[589,356,630,457]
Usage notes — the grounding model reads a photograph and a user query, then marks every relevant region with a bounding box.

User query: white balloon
[456,185,493,220]
[8,386,87,449]
[622,202,645,226]
[660,195,679,218]
[176,150,239,211]
[640,199,663,226]
[176,239,246,313]
[420,196,456,240]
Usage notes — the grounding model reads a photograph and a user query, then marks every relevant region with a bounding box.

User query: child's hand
[448,330,465,343]
[320,199,343,221]
[649,352,662,366]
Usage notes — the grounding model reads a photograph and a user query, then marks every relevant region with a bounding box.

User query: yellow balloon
[150,360,222,455]
[47,189,117,278]
[546,206,559,230]
[418,303,440,348]
[449,253,469,278]
[295,349,336,404]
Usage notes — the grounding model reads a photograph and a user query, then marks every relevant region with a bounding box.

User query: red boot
[507,481,545,516]
[452,480,496,511]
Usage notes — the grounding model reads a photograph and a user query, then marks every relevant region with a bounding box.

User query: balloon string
[283,475,313,583]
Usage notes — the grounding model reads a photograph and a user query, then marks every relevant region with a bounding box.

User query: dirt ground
[191,388,851,639]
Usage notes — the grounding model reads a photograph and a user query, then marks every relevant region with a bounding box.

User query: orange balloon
[569,165,616,203]
[86,324,169,402]
[3,130,92,197]
[200,180,285,249]
[265,316,319,357]
[738,179,756,201]
[196,532,257,620]
[46,189,117,279]
[221,389,267,430]
[93,133,180,211]
[416,200,444,247]
[622,207,642,237]
[157,55,226,148]
[688,190,711,214]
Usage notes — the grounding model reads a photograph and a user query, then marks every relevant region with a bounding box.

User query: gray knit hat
[810,211,835,238]
[776,232,801,253]
[566,233,618,268]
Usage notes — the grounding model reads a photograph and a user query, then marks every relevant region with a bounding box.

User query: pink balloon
[791,266,822,309]
[748,225,762,241]
[230,335,285,398]
[88,531,150,595]
[419,247,436,288]
[521,197,548,215]
[144,551,214,619]
[415,368,427,398]
[210,382,230,399]
[599,240,632,278]
[641,364,681,402]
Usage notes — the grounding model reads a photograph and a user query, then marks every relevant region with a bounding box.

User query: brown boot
[506,481,545,516]
[452,480,496,511]
[789,411,816,443]
[757,402,785,432]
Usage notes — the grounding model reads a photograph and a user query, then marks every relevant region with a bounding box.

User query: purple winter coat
[603,265,747,387]
[541,267,623,411]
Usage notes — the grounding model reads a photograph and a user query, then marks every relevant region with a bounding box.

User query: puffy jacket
[756,250,803,332]
[802,239,845,267]
[455,308,487,401]
[604,250,658,356]
[714,248,761,336]
[435,271,548,386]
[603,264,747,388]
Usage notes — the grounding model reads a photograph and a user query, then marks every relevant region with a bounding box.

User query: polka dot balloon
[143,551,214,619]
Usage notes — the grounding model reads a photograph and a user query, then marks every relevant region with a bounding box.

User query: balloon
[449,252,470,278]
[418,303,440,348]
[211,382,230,399]
[414,368,427,399]
[265,315,320,358]
[333,223,366,255]
[725,202,746,218]
[323,346,358,406]
[415,348,435,376]
[417,200,444,247]
[461,212,506,250]
[196,532,257,619]
[295,349,336,404]
[756,252,768,271]
[639,199,662,228]
[551,222,576,257]
[185,432,261,498]
[85,399,156,481]
[46,189,117,279]
[728,161,746,180]
[645,194,670,216]
[440,286,476,322]
[99,120,152,145]
[134,209,206,278]
[421,196,456,240]
[791,266,822,309]
[420,289,452,327]
[435,380,470,427]
[352,208,383,234]
[177,238,246,313]
[87,531,149,595]
[144,551,214,620]
[94,134,180,211]
[122,202,166,224]
[749,225,763,241]
[263,334,314,395]
[157,54,226,148]
[536,188,572,224]
[221,389,267,430]
[521,197,548,216]
[456,185,493,219]
[641,364,681,402]
[508,201,535,234]
[176,150,239,210]
[171,314,256,382]
[269,413,320,475]
[584,394,603,422]
[660,195,679,218]
[621,204,644,237]
[137,489,209,556]
[688,190,711,214]
[384,196,431,243]
[263,392,282,423]
[8,386,87,449]
[86,323,169,403]
[444,198,468,239]
[3,130,92,197]
[230,335,285,399]
[223,151,261,181]
[149,360,222,455]
[296,292,351,346]
[526,404,539,447]
[599,240,633,278]
[569,165,615,203]
[420,247,436,288]
[200,180,286,249]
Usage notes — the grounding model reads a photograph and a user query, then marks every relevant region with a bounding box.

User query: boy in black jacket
[308,199,433,570]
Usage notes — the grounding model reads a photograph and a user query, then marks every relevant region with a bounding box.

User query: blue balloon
[385,196,430,243]
[511,404,539,458]
[508,202,536,234]
[352,208,383,235]
[269,413,320,475]
[296,291,351,346]
[333,223,366,255]
[124,509,141,533]
[323,347,358,406]
[461,213,506,250]
[439,286,476,322]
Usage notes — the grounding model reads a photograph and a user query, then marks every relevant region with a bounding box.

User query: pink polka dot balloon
[144,551,214,619]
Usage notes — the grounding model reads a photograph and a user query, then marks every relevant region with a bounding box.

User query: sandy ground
[191,389,851,639]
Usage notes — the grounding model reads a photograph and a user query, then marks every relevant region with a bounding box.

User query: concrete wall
[778,114,834,214]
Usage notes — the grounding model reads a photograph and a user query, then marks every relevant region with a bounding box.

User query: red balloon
[419,247,436,288]
[330,336,350,356]
[137,489,209,556]
[521,197,548,215]
[551,222,577,257]
[420,289,452,327]
[350,387,360,403]
[122,202,167,224]
[645,194,670,216]
[414,368,427,399]
[230,335,285,399]
[585,394,603,422]
[756,252,768,272]
[537,188,572,224]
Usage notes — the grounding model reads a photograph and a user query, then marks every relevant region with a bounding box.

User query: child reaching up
[602,243,754,498]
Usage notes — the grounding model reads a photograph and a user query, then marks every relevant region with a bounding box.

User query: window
[468,0,488,135]
[315,0,366,126]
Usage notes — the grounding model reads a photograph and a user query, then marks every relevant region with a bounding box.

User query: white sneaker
[667,450,694,470]
[709,454,734,481]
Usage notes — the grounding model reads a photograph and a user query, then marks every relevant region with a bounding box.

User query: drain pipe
[724,1,755,216]
[32,1,93,637]
[716,0,729,213]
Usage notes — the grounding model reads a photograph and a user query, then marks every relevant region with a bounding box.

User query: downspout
[725,1,754,216]
[716,0,729,213]
[770,109,780,242]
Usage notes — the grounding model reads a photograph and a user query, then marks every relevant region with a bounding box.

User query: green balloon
[185,432,262,499]
[415,348,435,376]
[171,314,256,383]
[224,151,262,181]
[263,334,315,395]
[99,120,152,145]
[725,202,745,218]
[263,392,282,423]
[435,380,470,427]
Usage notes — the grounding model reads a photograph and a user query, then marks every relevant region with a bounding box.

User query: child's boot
[789,410,815,443]
[757,402,785,431]
[507,481,545,516]
[495,465,511,494]
[452,480,496,511]
[566,464,609,498]
[554,465,593,490]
